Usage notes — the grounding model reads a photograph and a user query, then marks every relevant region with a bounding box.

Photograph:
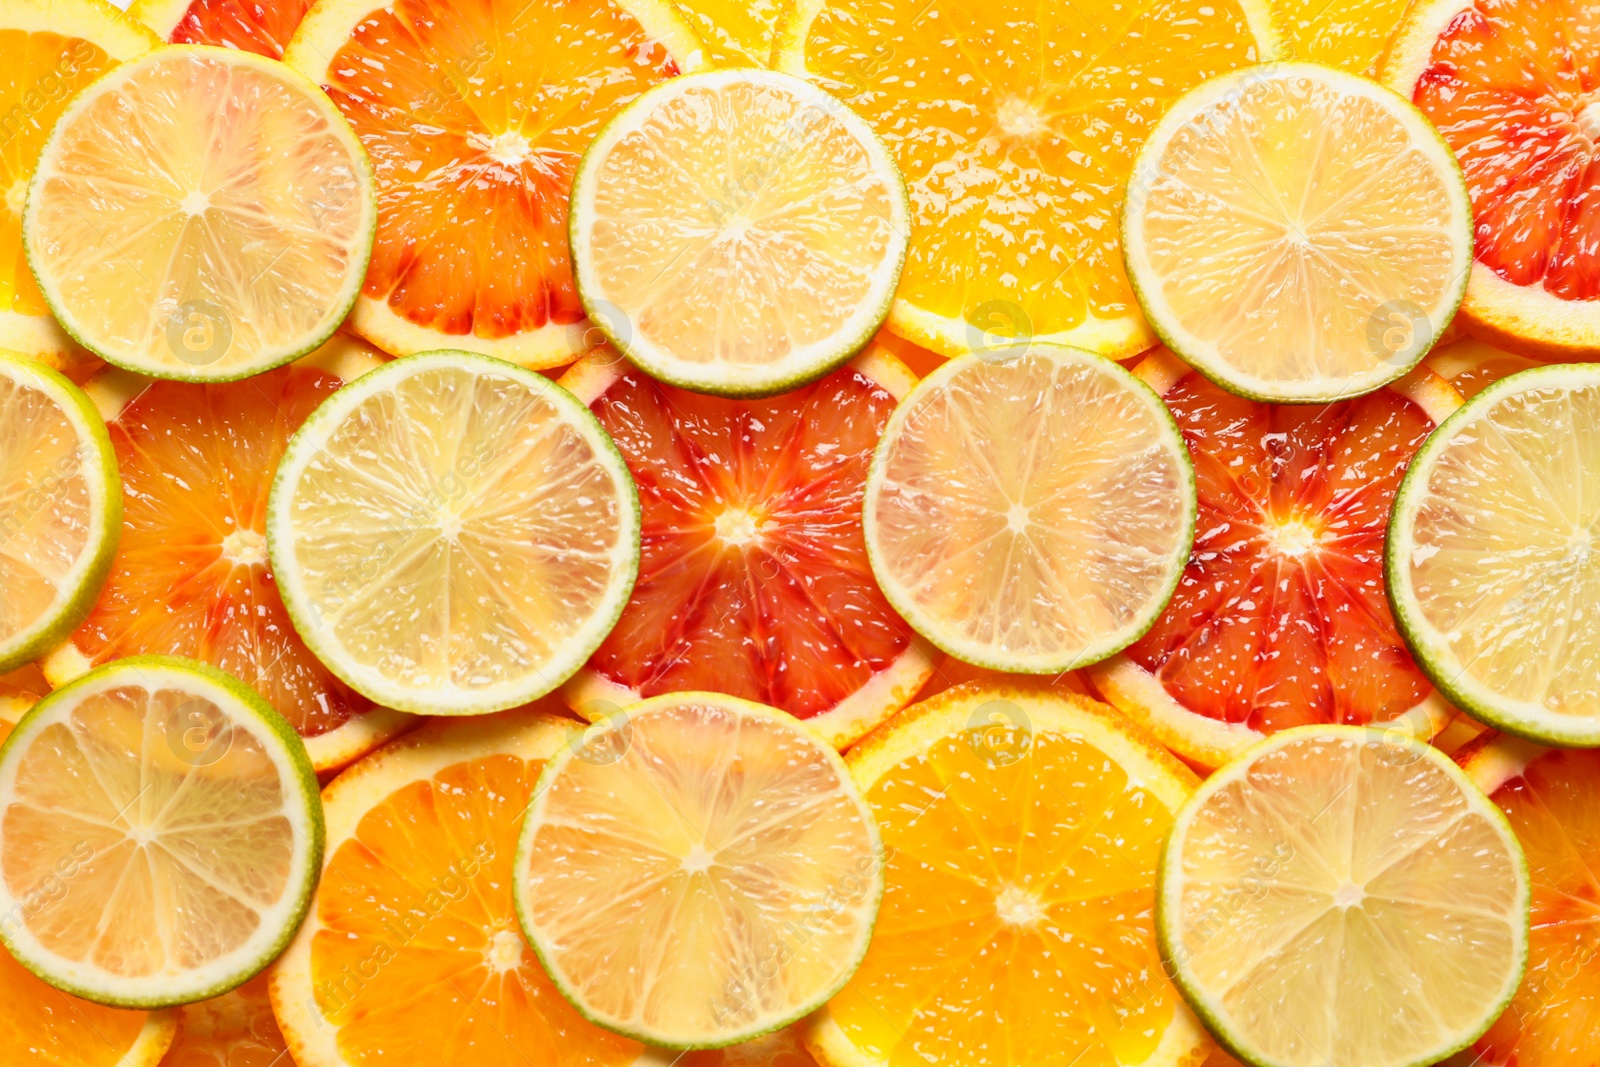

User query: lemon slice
[268,350,640,716]
[24,45,375,382]
[1387,364,1600,746]
[1158,725,1528,1067]
[0,352,119,673]
[0,656,323,1007]
[514,691,881,1048]
[569,68,909,396]
[1122,62,1471,403]
[862,345,1195,673]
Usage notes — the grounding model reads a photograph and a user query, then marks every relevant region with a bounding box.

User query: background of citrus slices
[0,0,1597,1064]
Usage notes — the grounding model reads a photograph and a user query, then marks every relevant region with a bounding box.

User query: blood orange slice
[1382,0,1600,359]
[284,0,701,368]
[130,0,309,55]
[1461,736,1600,1066]
[558,344,933,748]
[41,336,412,773]
[1089,348,1463,769]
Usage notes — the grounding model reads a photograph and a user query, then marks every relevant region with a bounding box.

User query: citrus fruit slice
[130,0,309,54]
[1388,363,1600,746]
[1088,347,1462,769]
[683,1022,820,1067]
[157,973,285,1067]
[0,709,179,1067]
[0,0,157,366]
[862,345,1195,674]
[269,350,640,716]
[1159,724,1528,1067]
[1382,0,1600,360]
[1267,0,1406,73]
[570,69,908,397]
[283,0,701,368]
[1425,336,1539,401]
[516,692,880,1049]
[773,0,1280,359]
[41,336,410,774]
[1122,62,1471,403]
[1460,735,1600,1067]
[0,352,120,674]
[0,663,47,723]
[24,46,375,382]
[672,0,780,66]
[558,344,933,749]
[807,684,1207,1067]
[0,656,323,1007]
[270,705,655,1067]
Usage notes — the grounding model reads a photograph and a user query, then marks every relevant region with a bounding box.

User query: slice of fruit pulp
[25,47,374,381]
[285,0,699,365]
[134,0,311,55]
[0,0,156,362]
[268,352,640,716]
[1464,741,1600,1067]
[1115,370,1438,738]
[671,0,780,65]
[0,657,322,1008]
[1160,726,1528,1067]
[774,0,1279,358]
[1387,364,1600,745]
[812,686,1205,1067]
[0,714,176,1067]
[863,347,1195,673]
[0,355,119,673]
[56,352,404,772]
[270,709,649,1067]
[570,69,908,397]
[159,973,285,1067]
[517,693,880,1048]
[1123,63,1471,402]
[1268,0,1406,72]
[569,351,927,746]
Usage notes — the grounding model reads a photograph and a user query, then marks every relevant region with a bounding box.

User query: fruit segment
[1126,372,1435,733]
[286,0,698,365]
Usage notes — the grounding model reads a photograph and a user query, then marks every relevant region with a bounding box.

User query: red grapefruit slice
[1089,348,1463,768]
[130,0,309,55]
[1382,0,1600,359]
[42,336,411,773]
[559,345,933,748]
[1462,736,1600,1067]
[284,0,701,367]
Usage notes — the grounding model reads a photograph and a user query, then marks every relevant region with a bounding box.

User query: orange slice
[1268,0,1407,73]
[0,711,178,1066]
[284,0,702,367]
[1461,736,1600,1067]
[130,0,310,55]
[42,335,412,773]
[672,0,779,66]
[807,684,1205,1067]
[156,974,284,1067]
[1382,0,1600,359]
[558,344,933,749]
[1089,348,1463,769]
[270,705,653,1067]
[0,0,156,366]
[683,1022,821,1067]
[773,0,1280,359]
